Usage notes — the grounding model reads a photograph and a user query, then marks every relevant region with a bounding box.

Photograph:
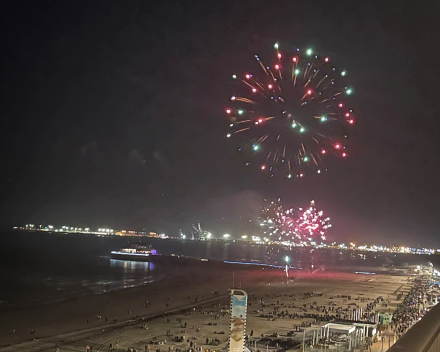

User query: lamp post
[284,256,290,278]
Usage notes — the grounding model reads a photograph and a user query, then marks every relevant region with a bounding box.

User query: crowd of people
[255,291,384,326]
[61,277,437,352]
[391,281,432,337]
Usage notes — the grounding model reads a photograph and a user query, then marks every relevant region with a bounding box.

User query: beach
[0,263,408,351]
[0,263,281,346]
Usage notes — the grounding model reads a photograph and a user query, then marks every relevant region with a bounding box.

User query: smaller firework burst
[260,199,331,245]
[295,200,331,244]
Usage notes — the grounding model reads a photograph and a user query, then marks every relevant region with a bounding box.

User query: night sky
[2,1,440,246]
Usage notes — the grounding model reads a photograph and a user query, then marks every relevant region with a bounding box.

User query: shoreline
[0,263,278,347]
[0,258,397,313]
[0,269,173,313]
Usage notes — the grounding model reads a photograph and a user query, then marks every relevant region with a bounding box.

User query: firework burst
[260,199,331,244]
[295,200,331,243]
[226,43,355,178]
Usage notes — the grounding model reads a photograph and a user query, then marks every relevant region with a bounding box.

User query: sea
[0,231,438,310]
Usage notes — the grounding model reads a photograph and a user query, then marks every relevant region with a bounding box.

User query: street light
[223,234,230,238]
[284,256,290,278]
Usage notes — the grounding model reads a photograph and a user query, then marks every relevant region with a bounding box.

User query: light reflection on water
[110,259,158,289]
[110,259,155,272]
[0,258,163,308]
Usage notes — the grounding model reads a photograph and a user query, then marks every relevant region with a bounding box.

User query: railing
[388,302,440,352]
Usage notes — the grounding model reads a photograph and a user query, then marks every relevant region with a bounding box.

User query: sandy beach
[0,263,408,352]
[0,264,275,346]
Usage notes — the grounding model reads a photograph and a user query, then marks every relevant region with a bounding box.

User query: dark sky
[1,1,440,246]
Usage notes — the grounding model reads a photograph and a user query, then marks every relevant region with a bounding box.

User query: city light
[13,223,440,255]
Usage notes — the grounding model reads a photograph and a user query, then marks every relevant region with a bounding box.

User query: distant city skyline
[13,223,440,254]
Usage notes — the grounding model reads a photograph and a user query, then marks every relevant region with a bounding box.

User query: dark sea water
[0,231,437,309]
